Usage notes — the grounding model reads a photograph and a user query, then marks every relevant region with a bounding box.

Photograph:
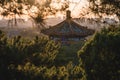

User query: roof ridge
[41,18,95,37]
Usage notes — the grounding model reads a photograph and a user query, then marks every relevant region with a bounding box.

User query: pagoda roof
[41,10,94,38]
[41,19,95,38]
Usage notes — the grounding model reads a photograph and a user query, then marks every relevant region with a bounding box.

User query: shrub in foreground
[78,26,120,80]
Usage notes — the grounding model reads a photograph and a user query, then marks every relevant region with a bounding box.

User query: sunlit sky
[0,0,89,19]
[49,0,89,18]
[47,0,118,19]
[0,0,119,28]
[0,0,118,20]
[36,0,89,18]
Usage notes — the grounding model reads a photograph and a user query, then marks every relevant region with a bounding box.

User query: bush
[55,41,85,66]
[0,30,60,80]
[78,26,120,80]
[0,30,86,80]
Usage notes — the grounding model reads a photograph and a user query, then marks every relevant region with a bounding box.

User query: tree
[88,0,120,19]
[78,25,120,80]
[0,0,69,28]
[0,30,87,80]
[0,29,60,80]
[0,0,27,26]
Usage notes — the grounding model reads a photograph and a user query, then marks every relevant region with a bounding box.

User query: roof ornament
[66,10,71,20]
[41,0,95,38]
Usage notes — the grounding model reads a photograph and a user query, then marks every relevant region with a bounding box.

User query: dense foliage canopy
[0,30,86,80]
[79,25,120,80]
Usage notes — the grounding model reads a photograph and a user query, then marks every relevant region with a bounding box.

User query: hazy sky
[37,0,89,18]
[51,0,89,18]
[0,0,89,20]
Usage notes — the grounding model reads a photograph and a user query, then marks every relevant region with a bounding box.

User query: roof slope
[41,19,95,38]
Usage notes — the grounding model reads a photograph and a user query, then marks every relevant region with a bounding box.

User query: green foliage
[0,30,60,80]
[78,25,120,80]
[15,62,86,80]
[0,30,86,80]
[55,41,85,65]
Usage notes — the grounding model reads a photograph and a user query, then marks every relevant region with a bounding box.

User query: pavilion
[41,10,95,43]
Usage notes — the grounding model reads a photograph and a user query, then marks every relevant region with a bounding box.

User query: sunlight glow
[50,0,89,18]
[0,0,89,20]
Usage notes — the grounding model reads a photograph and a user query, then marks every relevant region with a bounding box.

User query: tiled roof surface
[41,19,94,37]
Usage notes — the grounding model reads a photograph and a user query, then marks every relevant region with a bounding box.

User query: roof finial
[66,10,71,19]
